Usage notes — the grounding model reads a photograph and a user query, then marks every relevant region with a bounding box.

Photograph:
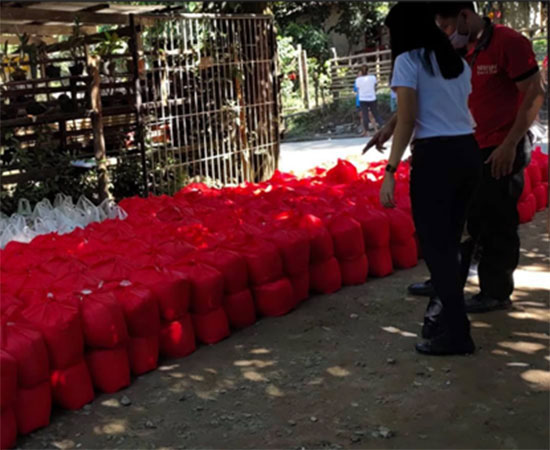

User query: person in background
[379,2,481,355]
[353,70,364,135]
[355,65,383,134]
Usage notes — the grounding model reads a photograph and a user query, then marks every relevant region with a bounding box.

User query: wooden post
[129,14,149,197]
[375,49,381,81]
[87,54,110,202]
[313,72,319,108]
[301,49,310,110]
[296,43,304,106]
[329,47,338,100]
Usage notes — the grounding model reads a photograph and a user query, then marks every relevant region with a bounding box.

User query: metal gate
[134,13,279,195]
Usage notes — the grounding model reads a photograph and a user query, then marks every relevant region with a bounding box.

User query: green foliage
[533,38,548,60]
[110,155,145,201]
[329,3,390,50]
[94,31,128,57]
[272,2,331,30]
[0,126,97,215]
[283,22,331,67]
[284,97,358,139]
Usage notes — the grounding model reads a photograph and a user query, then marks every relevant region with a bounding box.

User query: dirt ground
[19,212,549,450]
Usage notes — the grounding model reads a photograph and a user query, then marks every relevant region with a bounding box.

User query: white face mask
[449,29,469,49]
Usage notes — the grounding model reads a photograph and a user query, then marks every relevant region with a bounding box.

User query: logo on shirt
[476,64,498,75]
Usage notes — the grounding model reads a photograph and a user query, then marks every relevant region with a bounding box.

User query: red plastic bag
[22,299,84,369]
[289,271,310,303]
[518,199,534,224]
[310,257,342,294]
[0,293,23,317]
[86,346,131,393]
[159,315,196,358]
[527,160,542,187]
[1,409,17,449]
[128,335,159,375]
[533,183,548,211]
[15,381,51,435]
[227,237,283,286]
[520,169,532,201]
[325,159,358,184]
[269,229,311,276]
[299,214,334,263]
[223,290,256,329]
[340,254,368,285]
[66,290,129,349]
[50,359,94,410]
[387,209,415,245]
[192,308,230,344]
[391,240,418,269]
[130,266,190,321]
[329,215,365,260]
[170,262,224,314]
[0,350,17,410]
[108,281,160,338]
[195,249,248,294]
[366,247,393,277]
[352,208,391,249]
[88,256,135,283]
[0,322,50,388]
[252,278,295,317]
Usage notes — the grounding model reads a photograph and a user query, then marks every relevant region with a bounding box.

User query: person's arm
[486,31,545,179]
[486,71,546,179]
[380,87,417,208]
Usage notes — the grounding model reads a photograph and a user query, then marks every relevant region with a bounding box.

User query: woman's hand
[362,114,397,154]
[380,173,396,208]
[362,123,393,154]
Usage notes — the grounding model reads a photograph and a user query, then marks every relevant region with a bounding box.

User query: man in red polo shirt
[408,2,546,320]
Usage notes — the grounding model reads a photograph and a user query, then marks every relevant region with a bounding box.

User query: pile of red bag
[518,147,549,223]
[0,155,547,448]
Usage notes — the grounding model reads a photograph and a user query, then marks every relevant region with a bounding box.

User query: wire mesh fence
[136,14,279,195]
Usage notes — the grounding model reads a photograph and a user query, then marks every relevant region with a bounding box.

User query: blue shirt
[391,49,474,140]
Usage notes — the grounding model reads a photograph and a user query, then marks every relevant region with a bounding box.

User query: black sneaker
[422,297,445,339]
[408,279,436,297]
[465,293,512,313]
[415,331,475,356]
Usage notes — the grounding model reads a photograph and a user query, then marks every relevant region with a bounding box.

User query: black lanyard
[469,18,494,69]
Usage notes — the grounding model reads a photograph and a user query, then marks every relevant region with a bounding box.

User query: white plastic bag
[1,194,127,248]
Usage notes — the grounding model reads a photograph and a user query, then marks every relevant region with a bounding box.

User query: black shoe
[408,279,436,297]
[415,332,475,356]
[422,297,445,339]
[465,293,512,313]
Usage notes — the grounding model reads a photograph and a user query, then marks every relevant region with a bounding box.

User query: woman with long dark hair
[379,2,482,355]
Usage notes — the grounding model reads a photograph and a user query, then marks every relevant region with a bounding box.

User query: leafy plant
[94,30,128,71]
[0,125,98,215]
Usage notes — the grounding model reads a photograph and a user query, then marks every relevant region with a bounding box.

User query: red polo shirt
[466,23,539,149]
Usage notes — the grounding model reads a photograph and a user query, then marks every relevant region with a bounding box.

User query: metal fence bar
[137,14,278,194]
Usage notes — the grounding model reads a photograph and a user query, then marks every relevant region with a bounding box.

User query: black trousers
[459,139,529,300]
[360,101,382,129]
[411,135,482,334]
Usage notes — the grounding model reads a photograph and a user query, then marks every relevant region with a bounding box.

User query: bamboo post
[301,49,310,110]
[87,54,109,202]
